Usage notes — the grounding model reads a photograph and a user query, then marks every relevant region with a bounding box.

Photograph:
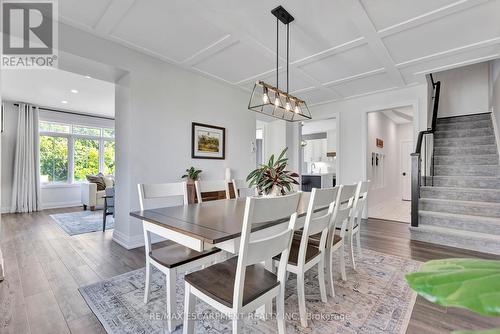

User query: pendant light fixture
[248,6,311,121]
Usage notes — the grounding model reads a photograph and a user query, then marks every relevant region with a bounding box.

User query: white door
[400,141,413,201]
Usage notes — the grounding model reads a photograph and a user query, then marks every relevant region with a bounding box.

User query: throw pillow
[86,175,106,191]
[102,176,115,188]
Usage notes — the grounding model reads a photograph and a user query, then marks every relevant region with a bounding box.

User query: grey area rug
[79,249,420,334]
[50,210,114,236]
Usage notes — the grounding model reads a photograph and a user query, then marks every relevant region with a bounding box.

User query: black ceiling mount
[271,6,294,24]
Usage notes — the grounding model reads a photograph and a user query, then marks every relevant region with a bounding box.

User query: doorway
[366,106,414,223]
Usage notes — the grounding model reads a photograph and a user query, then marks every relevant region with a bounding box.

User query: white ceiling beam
[338,0,406,87]
[93,0,136,35]
[392,109,413,121]
[378,0,491,38]
[182,35,239,66]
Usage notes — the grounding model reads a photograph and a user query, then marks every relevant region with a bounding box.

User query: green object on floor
[406,258,500,333]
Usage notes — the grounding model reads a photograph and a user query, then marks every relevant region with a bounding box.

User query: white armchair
[81,182,105,211]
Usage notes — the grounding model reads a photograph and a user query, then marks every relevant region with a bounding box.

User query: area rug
[79,249,420,334]
[50,210,114,236]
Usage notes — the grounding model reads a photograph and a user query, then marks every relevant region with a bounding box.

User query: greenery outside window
[39,120,115,185]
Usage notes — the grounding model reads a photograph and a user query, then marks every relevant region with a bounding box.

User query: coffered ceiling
[59,0,500,106]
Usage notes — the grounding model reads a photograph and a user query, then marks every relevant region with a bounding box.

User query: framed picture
[376,138,384,148]
[192,122,225,159]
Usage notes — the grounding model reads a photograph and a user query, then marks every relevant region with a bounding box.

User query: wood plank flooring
[1,208,499,333]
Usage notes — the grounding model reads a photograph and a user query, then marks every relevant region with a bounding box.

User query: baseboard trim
[112,229,165,250]
[41,201,83,210]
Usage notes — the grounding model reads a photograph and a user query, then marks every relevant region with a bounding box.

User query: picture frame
[376,138,384,148]
[191,122,225,159]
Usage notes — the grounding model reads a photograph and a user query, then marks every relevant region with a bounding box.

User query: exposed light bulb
[263,93,269,103]
[294,104,301,113]
[285,100,291,111]
[70,89,78,94]
[274,96,280,106]
[61,100,68,104]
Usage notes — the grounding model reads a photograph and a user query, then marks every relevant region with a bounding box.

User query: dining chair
[183,193,301,334]
[348,180,370,270]
[276,187,338,328]
[137,182,221,333]
[231,179,257,198]
[325,184,356,297]
[194,180,230,203]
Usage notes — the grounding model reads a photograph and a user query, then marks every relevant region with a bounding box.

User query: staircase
[411,113,500,255]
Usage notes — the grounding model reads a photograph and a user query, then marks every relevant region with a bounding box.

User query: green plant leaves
[246,147,298,195]
[405,258,500,317]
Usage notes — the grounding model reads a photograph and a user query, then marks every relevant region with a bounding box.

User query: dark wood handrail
[411,77,441,227]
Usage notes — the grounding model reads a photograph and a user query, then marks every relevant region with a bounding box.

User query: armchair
[81,182,105,211]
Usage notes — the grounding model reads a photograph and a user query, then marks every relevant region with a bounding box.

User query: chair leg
[183,283,196,334]
[232,315,242,334]
[276,287,286,334]
[144,260,151,304]
[166,270,177,332]
[349,233,356,270]
[340,245,347,281]
[356,231,362,257]
[297,273,308,328]
[318,254,327,303]
[326,248,335,297]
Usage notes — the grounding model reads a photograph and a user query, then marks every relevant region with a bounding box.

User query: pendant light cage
[248,81,311,121]
[247,6,311,122]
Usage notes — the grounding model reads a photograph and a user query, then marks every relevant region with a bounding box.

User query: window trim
[39,121,115,185]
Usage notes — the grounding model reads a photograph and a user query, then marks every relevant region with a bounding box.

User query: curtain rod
[13,103,115,121]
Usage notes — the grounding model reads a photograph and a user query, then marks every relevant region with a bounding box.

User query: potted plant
[246,147,299,197]
[406,258,500,333]
[181,167,202,183]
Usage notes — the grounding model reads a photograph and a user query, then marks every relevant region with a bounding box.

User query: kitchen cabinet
[304,138,327,162]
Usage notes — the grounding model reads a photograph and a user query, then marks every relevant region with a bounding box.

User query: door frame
[400,139,413,201]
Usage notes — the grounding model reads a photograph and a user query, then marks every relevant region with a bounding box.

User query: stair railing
[411,74,441,227]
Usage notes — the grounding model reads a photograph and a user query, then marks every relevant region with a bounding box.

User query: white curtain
[11,104,41,213]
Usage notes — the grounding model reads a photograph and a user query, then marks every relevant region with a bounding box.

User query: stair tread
[432,175,500,179]
[434,154,498,158]
[410,225,500,241]
[420,197,500,207]
[419,210,500,223]
[421,186,500,193]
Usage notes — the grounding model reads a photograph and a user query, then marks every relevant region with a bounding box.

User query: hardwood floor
[1,208,499,333]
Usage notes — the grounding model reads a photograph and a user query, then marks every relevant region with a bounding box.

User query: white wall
[51,23,256,249]
[310,84,426,187]
[434,62,490,118]
[366,112,399,208]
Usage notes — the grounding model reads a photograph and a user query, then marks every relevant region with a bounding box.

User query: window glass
[104,141,115,175]
[74,138,100,181]
[39,136,68,183]
[39,121,70,133]
[103,128,115,138]
[73,125,101,137]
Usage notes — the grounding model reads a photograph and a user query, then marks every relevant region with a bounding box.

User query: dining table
[130,192,318,315]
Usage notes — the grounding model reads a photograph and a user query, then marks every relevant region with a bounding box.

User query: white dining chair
[231,179,257,198]
[348,180,370,270]
[194,180,230,203]
[137,182,221,333]
[276,187,338,328]
[183,193,301,334]
[325,184,356,297]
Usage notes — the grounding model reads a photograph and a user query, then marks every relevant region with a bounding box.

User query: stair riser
[434,165,500,176]
[436,120,492,130]
[419,214,500,235]
[435,128,494,139]
[421,188,500,203]
[434,145,498,156]
[437,114,491,124]
[429,177,500,189]
[434,155,499,165]
[410,228,500,255]
[420,200,500,218]
[434,136,496,147]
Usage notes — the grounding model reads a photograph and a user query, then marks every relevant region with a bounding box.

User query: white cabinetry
[304,139,327,162]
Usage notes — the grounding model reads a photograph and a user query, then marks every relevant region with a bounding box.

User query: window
[39,136,68,183]
[39,121,115,185]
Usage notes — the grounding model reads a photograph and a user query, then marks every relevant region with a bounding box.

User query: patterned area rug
[80,249,420,334]
[50,210,114,236]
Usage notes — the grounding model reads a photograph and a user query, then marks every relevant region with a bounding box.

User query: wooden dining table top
[130,192,313,245]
